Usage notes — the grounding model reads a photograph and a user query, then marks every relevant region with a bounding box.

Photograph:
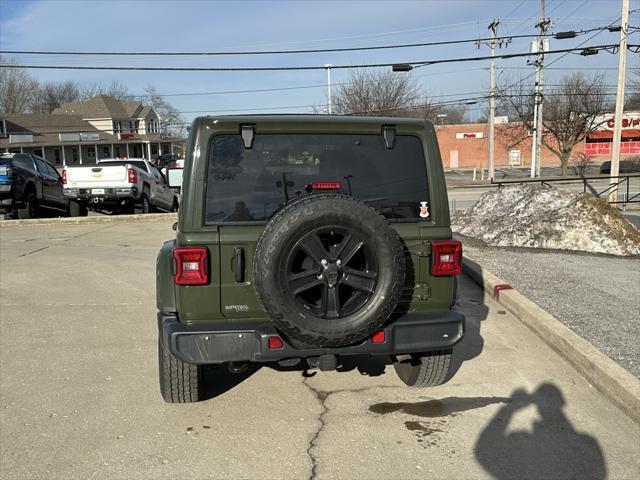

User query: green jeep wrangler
[156,115,464,403]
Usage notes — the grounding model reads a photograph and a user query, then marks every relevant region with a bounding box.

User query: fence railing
[490,174,640,208]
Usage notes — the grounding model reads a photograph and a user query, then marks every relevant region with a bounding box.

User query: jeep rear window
[205,133,429,223]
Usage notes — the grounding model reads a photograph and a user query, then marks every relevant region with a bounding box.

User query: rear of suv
[156,115,464,402]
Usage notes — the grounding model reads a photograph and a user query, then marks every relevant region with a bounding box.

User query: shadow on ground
[475,383,607,480]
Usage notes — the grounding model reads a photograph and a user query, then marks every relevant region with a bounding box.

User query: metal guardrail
[491,174,640,208]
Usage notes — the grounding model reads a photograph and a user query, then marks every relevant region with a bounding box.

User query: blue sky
[0,0,637,123]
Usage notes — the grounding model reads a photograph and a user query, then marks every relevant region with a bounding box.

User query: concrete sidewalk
[1,219,638,480]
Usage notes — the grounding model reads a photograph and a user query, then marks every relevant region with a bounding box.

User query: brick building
[435,111,640,170]
[0,95,184,166]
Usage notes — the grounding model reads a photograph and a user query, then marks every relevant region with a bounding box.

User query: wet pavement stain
[369,396,511,418]
[405,421,443,435]
[405,420,446,448]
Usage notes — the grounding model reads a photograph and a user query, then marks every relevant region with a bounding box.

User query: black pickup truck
[0,152,79,219]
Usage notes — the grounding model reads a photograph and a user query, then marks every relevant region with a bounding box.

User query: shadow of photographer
[475,383,606,480]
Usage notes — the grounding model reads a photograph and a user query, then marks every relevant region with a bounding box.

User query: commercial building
[0,95,184,166]
[435,112,640,169]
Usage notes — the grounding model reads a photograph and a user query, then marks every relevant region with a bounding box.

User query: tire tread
[158,337,203,403]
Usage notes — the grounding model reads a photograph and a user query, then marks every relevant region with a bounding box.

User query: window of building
[151,144,158,156]
[72,147,78,162]
[129,121,134,131]
[88,146,96,161]
[134,120,140,133]
[148,118,159,134]
[103,146,111,158]
[54,149,61,165]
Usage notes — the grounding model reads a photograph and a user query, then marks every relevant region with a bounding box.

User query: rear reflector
[431,240,462,277]
[173,247,208,285]
[311,181,341,190]
[371,330,386,344]
[268,336,284,349]
[61,169,67,185]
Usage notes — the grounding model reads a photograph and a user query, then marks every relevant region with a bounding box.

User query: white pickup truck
[62,158,177,215]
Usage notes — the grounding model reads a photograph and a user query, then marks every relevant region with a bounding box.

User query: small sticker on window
[419,201,430,218]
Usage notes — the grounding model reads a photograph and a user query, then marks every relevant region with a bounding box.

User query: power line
[2,44,631,72]
[0,25,617,57]
[2,89,624,134]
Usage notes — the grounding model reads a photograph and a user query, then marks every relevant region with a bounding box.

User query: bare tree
[498,72,609,175]
[143,85,186,137]
[32,80,82,113]
[0,56,39,113]
[331,70,436,119]
[435,104,468,124]
[626,64,640,110]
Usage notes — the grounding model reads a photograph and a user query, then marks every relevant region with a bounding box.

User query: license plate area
[174,331,259,363]
[92,188,105,195]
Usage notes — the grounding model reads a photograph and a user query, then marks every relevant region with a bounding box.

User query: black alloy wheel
[285,226,378,320]
[253,193,405,348]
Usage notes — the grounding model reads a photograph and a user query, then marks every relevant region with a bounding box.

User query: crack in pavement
[302,376,328,480]
[18,246,49,257]
[301,377,405,480]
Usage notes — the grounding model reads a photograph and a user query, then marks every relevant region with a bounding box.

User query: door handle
[233,247,245,283]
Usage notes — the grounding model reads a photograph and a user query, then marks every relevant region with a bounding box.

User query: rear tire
[158,337,203,403]
[69,201,88,217]
[393,350,452,387]
[17,192,37,219]
[135,192,150,214]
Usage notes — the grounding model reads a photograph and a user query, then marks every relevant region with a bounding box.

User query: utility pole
[487,20,498,181]
[324,64,333,114]
[609,0,629,204]
[530,0,552,178]
[478,21,510,181]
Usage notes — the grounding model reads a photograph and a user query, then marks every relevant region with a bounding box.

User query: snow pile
[452,184,640,256]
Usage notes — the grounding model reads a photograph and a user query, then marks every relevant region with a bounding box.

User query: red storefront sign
[120,132,134,140]
[605,117,640,129]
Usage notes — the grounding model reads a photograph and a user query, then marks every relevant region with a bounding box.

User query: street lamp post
[324,64,332,114]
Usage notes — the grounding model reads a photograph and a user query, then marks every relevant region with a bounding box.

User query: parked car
[599,159,640,174]
[63,158,178,215]
[156,115,464,403]
[0,152,77,219]
[155,154,184,170]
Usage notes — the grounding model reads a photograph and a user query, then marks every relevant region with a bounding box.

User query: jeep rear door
[204,131,438,319]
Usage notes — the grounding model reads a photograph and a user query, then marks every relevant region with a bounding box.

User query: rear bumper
[63,187,137,202]
[159,310,465,364]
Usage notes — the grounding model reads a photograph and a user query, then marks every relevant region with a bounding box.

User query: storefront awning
[588,129,640,140]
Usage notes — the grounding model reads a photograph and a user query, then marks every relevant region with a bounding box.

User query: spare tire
[253,193,405,348]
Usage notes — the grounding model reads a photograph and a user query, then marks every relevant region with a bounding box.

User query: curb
[0,213,177,228]
[463,256,640,424]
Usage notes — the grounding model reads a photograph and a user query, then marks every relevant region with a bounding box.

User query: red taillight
[268,336,284,349]
[173,247,208,285]
[61,169,67,185]
[128,167,137,184]
[311,181,341,190]
[371,330,386,344]
[431,241,462,276]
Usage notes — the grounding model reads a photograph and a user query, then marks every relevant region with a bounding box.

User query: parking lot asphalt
[1,218,638,480]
